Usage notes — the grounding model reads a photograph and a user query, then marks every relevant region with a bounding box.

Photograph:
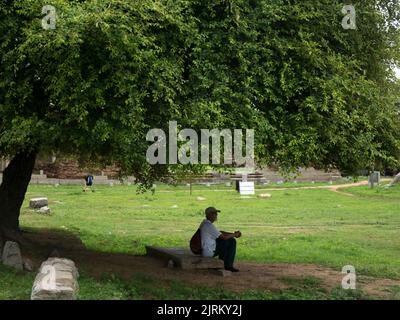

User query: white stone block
[31,258,79,300]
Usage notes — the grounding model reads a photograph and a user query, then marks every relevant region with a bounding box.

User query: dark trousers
[214,238,236,268]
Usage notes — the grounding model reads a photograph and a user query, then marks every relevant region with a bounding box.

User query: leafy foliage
[1,0,399,186]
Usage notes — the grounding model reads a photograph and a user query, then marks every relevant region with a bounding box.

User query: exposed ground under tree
[17,229,400,299]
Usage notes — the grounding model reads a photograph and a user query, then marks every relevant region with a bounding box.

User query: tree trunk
[0,149,37,243]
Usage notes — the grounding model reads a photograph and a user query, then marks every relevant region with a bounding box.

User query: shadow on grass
[2,227,383,300]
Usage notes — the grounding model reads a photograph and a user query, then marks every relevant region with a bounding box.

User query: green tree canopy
[1,0,399,235]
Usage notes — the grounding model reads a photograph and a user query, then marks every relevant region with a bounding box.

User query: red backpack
[190,229,202,255]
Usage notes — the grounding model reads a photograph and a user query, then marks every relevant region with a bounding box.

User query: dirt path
[23,229,400,299]
[157,181,372,193]
[328,180,369,196]
[156,180,373,198]
[256,180,371,194]
[60,251,400,298]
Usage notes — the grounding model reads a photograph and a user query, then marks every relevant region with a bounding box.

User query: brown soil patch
[21,229,400,299]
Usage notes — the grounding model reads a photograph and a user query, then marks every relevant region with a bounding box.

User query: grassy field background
[1,181,399,299]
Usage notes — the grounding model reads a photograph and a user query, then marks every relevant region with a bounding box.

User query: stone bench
[145,246,223,270]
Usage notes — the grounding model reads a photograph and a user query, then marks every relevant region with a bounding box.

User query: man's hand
[220,231,242,240]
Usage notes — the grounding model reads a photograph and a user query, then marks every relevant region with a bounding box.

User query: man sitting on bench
[200,207,242,272]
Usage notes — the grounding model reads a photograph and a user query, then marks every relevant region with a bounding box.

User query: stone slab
[31,258,79,300]
[1,241,23,270]
[39,206,51,214]
[146,246,223,270]
[257,193,272,199]
[29,198,48,209]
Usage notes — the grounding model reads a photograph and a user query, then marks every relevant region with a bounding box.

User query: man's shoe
[225,267,240,272]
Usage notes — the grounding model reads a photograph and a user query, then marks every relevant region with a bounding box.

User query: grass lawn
[1,181,399,300]
[0,263,372,300]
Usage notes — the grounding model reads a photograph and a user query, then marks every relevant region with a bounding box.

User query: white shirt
[199,219,222,257]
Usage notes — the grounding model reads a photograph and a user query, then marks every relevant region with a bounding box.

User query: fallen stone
[257,193,272,199]
[29,198,48,209]
[210,269,232,277]
[39,206,51,214]
[1,241,23,270]
[196,196,206,201]
[146,246,223,270]
[171,205,178,209]
[23,258,35,272]
[31,258,79,300]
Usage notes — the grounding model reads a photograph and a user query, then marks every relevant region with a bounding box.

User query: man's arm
[219,231,241,240]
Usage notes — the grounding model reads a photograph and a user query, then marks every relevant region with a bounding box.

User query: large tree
[1,0,399,242]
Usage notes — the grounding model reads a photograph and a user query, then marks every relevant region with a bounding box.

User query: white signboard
[239,182,255,195]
